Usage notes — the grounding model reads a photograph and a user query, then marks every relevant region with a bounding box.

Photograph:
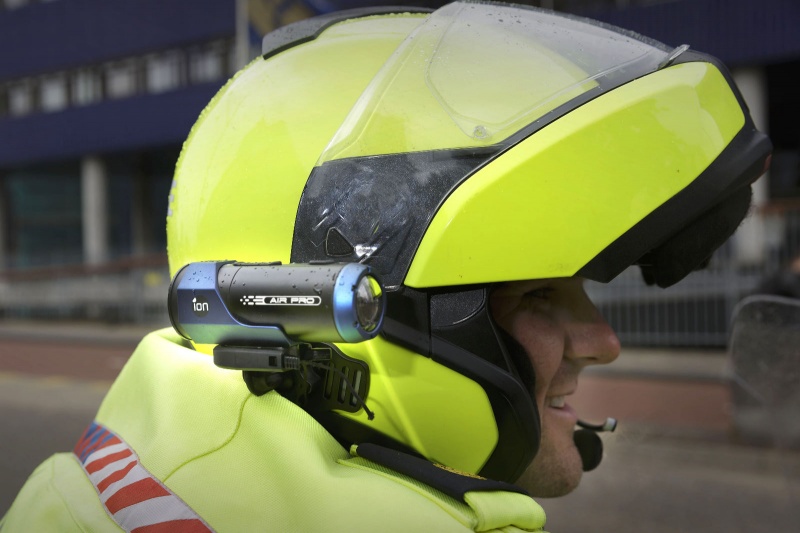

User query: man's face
[490,277,620,497]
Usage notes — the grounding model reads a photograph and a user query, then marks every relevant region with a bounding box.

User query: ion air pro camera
[168,261,385,346]
[168,261,385,410]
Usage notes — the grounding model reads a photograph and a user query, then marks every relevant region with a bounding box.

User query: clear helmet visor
[320,1,673,163]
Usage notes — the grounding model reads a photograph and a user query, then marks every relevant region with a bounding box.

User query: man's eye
[523,287,555,301]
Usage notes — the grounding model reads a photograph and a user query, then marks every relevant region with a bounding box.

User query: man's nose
[565,293,621,366]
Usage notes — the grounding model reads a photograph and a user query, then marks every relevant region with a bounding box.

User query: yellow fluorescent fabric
[2,328,535,532]
[340,456,546,532]
[464,491,547,532]
[166,15,425,277]
[95,331,249,481]
[1,454,119,532]
[404,62,745,288]
[335,336,499,474]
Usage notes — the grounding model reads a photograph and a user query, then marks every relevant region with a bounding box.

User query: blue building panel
[0,0,235,81]
[1,0,798,167]
[0,82,222,168]
[582,0,800,67]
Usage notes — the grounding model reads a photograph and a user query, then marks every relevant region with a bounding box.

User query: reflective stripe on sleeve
[73,422,214,533]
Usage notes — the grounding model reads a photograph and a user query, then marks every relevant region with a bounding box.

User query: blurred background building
[0,0,798,346]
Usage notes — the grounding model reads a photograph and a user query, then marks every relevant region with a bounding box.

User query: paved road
[1,327,799,532]
[545,428,800,532]
[0,371,108,517]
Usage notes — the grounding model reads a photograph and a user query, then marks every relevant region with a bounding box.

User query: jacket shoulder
[2,453,117,532]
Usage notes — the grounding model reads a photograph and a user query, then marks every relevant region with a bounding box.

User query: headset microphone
[574,418,617,472]
[577,417,617,432]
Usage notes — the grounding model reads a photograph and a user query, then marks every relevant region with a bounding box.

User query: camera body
[168,261,385,347]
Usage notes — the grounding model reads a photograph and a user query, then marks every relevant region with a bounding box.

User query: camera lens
[354,275,383,332]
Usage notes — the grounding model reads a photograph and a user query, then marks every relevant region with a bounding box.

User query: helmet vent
[325,228,354,257]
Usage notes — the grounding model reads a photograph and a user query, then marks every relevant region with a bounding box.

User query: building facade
[0,0,241,269]
[0,0,798,344]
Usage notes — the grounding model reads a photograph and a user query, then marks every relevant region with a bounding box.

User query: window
[105,60,139,99]
[3,0,30,10]
[189,42,226,84]
[0,40,228,121]
[0,84,8,118]
[71,69,103,106]
[146,52,183,94]
[8,79,34,116]
[40,73,68,112]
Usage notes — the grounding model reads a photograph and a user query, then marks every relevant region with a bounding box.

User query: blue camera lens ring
[332,263,385,343]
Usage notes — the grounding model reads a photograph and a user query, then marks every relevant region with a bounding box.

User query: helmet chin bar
[381,286,540,483]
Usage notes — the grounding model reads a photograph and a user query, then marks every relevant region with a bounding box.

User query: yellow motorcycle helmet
[166,1,771,483]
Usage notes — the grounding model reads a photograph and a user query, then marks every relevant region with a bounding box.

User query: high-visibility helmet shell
[167,2,770,482]
[169,2,768,290]
[167,12,424,275]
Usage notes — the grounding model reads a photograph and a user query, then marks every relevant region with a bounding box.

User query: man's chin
[514,441,584,497]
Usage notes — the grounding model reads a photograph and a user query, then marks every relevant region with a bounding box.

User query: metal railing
[586,205,800,347]
[0,254,171,325]
[1,207,799,346]
[585,265,760,347]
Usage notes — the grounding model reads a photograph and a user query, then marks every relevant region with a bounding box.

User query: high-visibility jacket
[1,328,547,532]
